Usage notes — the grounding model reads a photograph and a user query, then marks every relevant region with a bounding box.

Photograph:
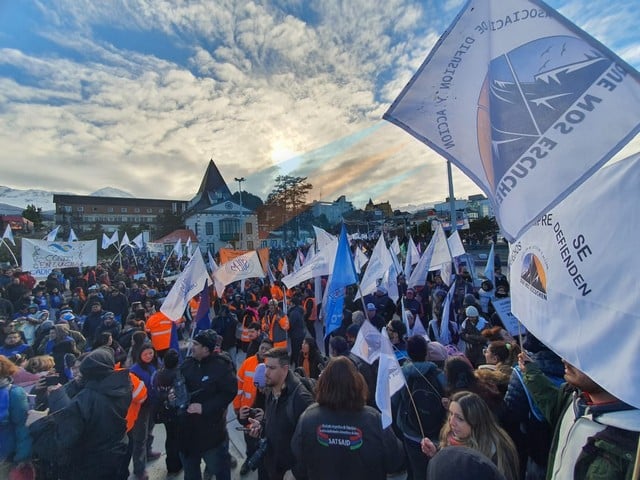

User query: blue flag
[194,282,211,334]
[324,224,358,338]
[169,321,182,362]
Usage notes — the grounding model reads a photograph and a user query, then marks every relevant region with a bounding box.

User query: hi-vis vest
[262,312,289,348]
[146,312,173,351]
[126,371,148,432]
[240,310,258,343]
[233,354,261,410]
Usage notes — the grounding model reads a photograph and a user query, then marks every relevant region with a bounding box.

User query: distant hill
[0,186,134,213]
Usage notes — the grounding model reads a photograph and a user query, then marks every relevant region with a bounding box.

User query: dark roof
[189,159,233,212]
[53,194,188,207]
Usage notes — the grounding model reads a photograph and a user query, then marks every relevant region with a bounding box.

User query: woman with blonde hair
[421,391,519,480]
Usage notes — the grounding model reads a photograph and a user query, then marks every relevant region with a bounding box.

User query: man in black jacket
[287,297,306,367]
[177,329,237,480]
[248,347,314,480]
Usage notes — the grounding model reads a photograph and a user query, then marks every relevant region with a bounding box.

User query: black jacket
[177,351,236,454]
[264,371,315,479]
[287,305,306,340]
[30,350,131,480]
[291,404,405,480]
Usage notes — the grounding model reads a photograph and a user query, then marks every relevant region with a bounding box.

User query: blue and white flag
[375,327,406,428]
[510,151,640,409]
[384,0,640,242]
[324,224,358,338]
[484,242,495,285]
[45,226,60,242]
[161,249,209,321]
[194,282,212,333]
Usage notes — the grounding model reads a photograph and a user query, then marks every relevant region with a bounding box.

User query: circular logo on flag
[230,258,250,272]
[477,35,612,195]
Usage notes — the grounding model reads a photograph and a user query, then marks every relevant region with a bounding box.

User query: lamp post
[234,177,245,248]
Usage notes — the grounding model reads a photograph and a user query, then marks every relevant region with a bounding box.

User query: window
[134,208,140,213]
[245,222,253,234]
[219,219,240,234]
[77,207,84,212]
[121,207,127,213]
[158,208,164,214]
[206,222,214,235]
[208,243,216,253]
[92,207,98,212]
[146,208,153,213]
[246,241,254,250]
[107,207,114,213]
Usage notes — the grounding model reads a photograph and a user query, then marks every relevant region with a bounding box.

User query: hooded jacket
[29,347,132,480]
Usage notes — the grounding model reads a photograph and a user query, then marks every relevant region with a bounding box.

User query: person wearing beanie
[460,306,489,368]
[395,335,446,480]
[177,329,236,480]
[29,347,131,480]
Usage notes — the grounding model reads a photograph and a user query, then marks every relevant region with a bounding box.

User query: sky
[1,0,639,211]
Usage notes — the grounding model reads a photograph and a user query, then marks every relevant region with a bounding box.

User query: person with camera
[234,338,272,475]
[247,347,314,480]
[176,329,236,480]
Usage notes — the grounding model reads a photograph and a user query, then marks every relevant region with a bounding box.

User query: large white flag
[357,234,393,299]
[375,328,406,428]
[161,249,209,321]
[384,0,640,242]
[45,226,60,242]
[447,230,466,258]
[404,236,420,279]
[213,251,265,297]
[354,246,369,274]
[282,239,338,289]
[131,233,144,249]
[2,224,15,246]
[68,229,78,242]
[313,225,337,250]
[408,223,451,287]
[351,320,382,365]
[121,232,131,247]
[511,152,640,409]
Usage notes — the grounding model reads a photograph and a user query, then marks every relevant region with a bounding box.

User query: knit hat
[426,341,449,362]
[253,363,266,388]
[428,446,506,480]
[79,347,115,380]
[193,329,219,350]
[465,306,479,317]
[366,303,376,311]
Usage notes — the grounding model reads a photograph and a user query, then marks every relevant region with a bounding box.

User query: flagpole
[160,251,175,281]
[0,238,19,267]
[447,160,457,233]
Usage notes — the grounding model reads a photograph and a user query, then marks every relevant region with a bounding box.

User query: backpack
[285,370,316,425]
[398,369,446,439]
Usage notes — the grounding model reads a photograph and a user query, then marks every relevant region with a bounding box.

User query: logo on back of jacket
[477,35,617,203]
[316,424,363,450]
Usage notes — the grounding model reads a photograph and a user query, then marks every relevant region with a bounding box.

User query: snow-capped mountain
[0,186,134,214]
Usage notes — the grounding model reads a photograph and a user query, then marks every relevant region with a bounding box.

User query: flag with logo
[161,249,209,321]
[213,250,265,297]
[2,224,15,246]
[376,327,406,428]
[282,239,338,289]
[324,224,358,338]
[384,0,640,242]
[510,151,640,409]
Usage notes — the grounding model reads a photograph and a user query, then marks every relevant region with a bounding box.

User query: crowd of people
[0,235,638,480]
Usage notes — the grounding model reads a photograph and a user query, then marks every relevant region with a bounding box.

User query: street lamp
[234,177,245,248]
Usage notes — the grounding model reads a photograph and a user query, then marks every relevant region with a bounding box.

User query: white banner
[510,152,640,409]
[384,0,640,242]
[213,250,266,296]
[22,239,97,277]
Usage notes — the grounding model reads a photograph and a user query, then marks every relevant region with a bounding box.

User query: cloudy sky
[1,0,639,210]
